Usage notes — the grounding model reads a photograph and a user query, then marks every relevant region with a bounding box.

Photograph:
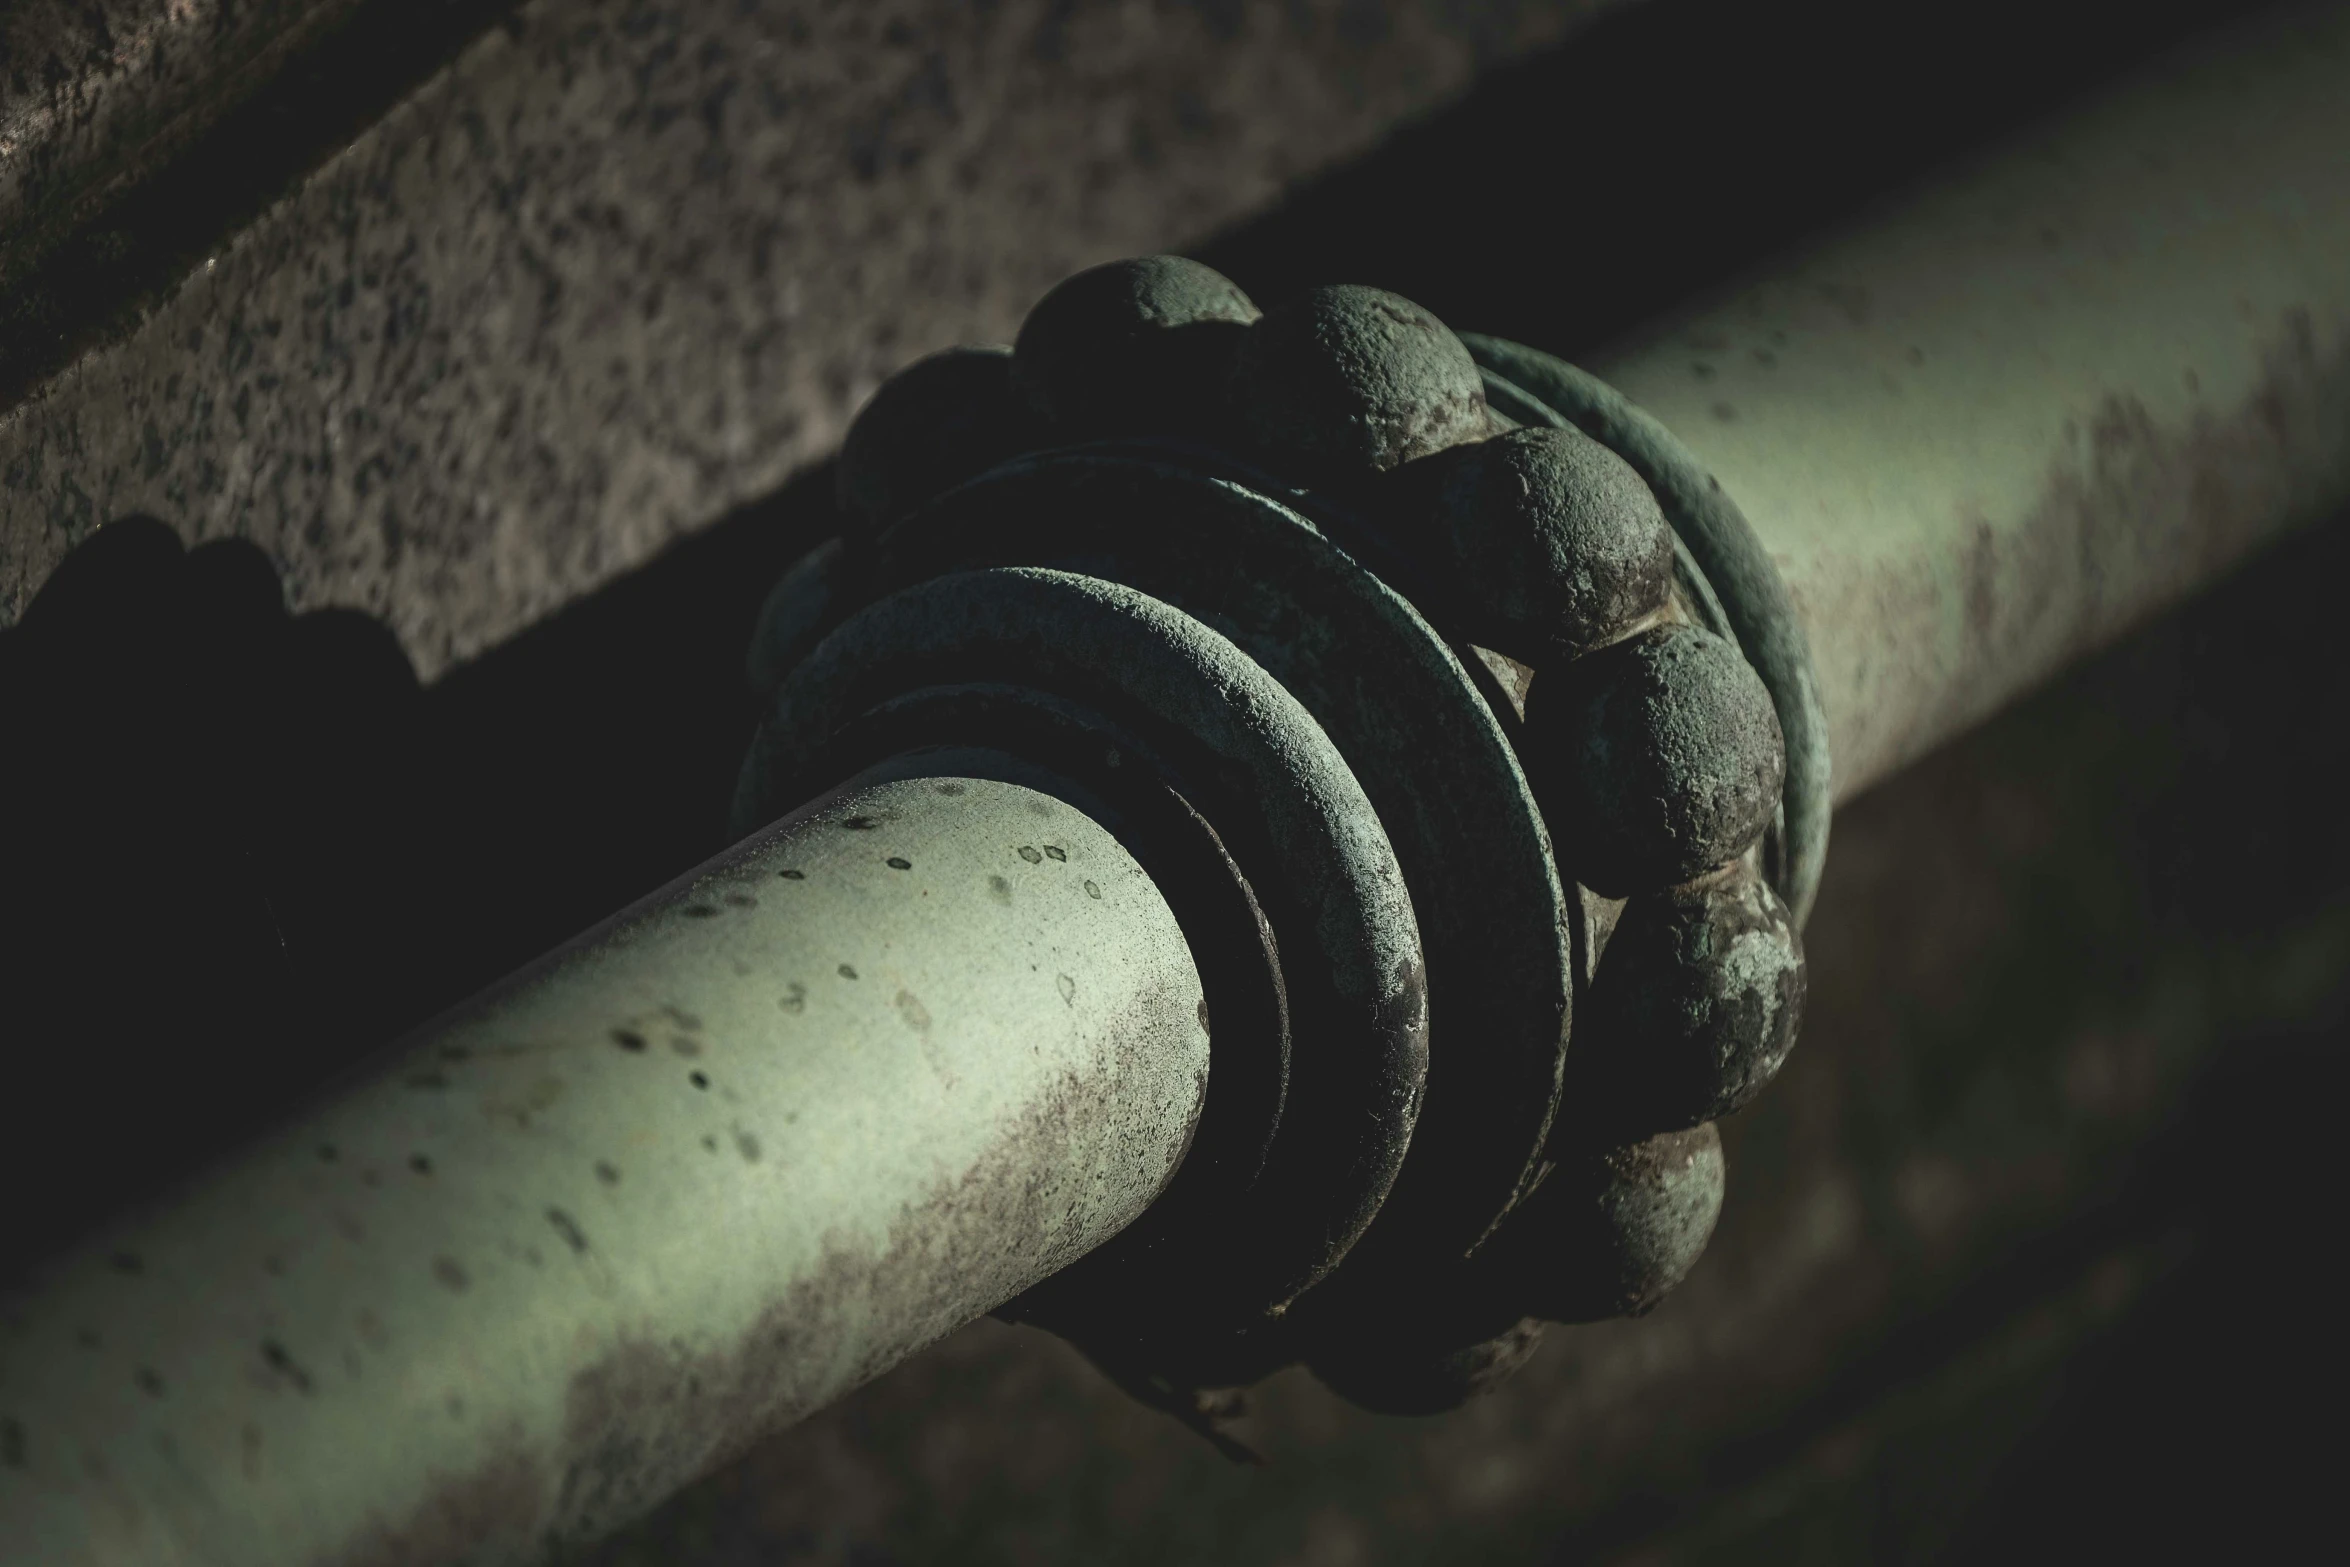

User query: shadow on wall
[0,466,835,1265]
[0,518,430,1263]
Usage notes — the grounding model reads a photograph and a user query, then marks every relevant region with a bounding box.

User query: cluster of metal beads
[753,254,1816,1423]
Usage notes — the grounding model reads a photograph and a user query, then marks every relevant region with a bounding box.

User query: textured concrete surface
[0,0,1626,673]
[0,1,357,262]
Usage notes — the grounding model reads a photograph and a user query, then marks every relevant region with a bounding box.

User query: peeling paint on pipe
[0,774,1208,1566]
[1585,2,2350,803]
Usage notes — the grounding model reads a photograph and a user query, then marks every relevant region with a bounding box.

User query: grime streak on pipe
[1583,2,2350,804]
[0,774,1210,1567]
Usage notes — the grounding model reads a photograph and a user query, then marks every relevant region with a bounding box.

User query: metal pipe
[0,773,1209,1566]
[1581,0,2350,803]
[7,7,2350,1563]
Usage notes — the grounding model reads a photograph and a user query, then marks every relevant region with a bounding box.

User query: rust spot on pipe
[260,1338,314,1394]
[321,1443,545,1567]
[546,1209,589,1255]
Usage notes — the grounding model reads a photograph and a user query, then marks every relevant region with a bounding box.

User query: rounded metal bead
[1309,1316,1547,1417]
[1012,255,1260,437]
[1526,623,1785,896]
[836,346,1042,528]
[1569,867,1806,1140]
[1515,1123,1725,1323]
[1226,284,1488,477]
[1406,424,1675,662]
[745,537,851,698]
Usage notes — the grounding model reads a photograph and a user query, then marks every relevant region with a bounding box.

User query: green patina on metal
[0,775,1209,1566]
[1471,338,1833,927]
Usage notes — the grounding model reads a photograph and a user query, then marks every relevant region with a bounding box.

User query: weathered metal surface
[876,451,1574,1292]
[1505,1121,1726,1325]
[1228,284,1489,477]
[736,564,1428,1323]
[5,2,2346,1556]
[564,509,2350,1564]
[813,710,1292,1232]
[1468,342,1832,925]
[757,299,1775,1389]
[1009,254,1261,438]
[0,0,1633,675]
[1582,1,2350,804]
[0,774,1208,1567]
[832,346,1042,538]
[1395,421,1677,663]
[1523,622,1785,898]
[1565,863,1806,1141]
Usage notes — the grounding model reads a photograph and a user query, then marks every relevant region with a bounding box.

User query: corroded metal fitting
[736,256,1830,1424]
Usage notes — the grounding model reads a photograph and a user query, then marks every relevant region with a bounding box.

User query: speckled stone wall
[0,0,1624,675]
[0,0,361,253]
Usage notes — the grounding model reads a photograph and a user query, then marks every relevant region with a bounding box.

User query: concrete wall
[0,0,1628,672]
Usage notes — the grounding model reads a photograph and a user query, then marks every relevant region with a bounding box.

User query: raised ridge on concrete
[0,0,1629,674]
